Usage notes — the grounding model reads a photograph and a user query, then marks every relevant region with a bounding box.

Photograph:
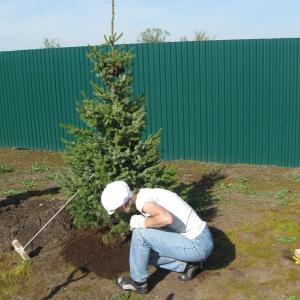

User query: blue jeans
[129,225,214,282]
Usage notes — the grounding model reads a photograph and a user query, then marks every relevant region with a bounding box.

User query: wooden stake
[295,249,300,260]
[12,239,30,261]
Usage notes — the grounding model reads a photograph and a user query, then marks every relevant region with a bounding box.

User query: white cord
[15,246,25,253]
[22,173,95,251]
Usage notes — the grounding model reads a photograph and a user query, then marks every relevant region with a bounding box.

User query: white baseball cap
[101,181,131,215]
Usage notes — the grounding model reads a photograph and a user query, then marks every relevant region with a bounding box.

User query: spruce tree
[59,0,177,238]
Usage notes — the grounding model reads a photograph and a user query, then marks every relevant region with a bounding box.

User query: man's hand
[130,215,146,230]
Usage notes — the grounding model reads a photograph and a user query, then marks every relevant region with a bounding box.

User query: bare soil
[0,148,299,300]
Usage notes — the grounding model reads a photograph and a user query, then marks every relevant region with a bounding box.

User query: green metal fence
[1,39,299,166]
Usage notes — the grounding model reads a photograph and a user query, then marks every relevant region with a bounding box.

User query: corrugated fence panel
[136,39,300,166]
[0,47,95,150]
[1,39,300,166]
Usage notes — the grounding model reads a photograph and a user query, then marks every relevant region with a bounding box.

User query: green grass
[26,162,52,173]
[276,189,291,199]
[2,178,36,195]
[276,237,298,244]
[211,201,300,298]
[110,292,141,300]
[292,174,300,181]
[45,172,60,180]
[0,163,13,174]
[0,253,33,299]
[2,189,23,195]
[21,178,36,190]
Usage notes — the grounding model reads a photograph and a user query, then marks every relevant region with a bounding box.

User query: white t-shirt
[136,188,206,240]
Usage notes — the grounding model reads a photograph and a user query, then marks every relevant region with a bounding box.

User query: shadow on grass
[205,226,236,270]
[29,246,44,258]
[147,226,236,290]
[134,169,235,286]
[175,170,236,270]
[0,187,61,209]
[41,267,89,300]
[148,267,172,291]
[174,169,226,222]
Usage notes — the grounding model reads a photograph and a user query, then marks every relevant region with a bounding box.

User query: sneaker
[116,276,148,294]
[178,262,203,281]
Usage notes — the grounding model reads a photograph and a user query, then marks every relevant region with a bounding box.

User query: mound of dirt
[1,193,71,252]
[0,193,130,279]
[61,228,130,279]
